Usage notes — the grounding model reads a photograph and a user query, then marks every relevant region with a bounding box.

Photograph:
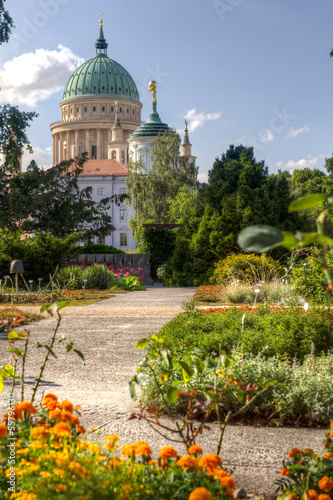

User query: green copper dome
[129,102,169,138]
[63,27,140,102]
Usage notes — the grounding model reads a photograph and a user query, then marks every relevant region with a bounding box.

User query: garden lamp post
[10,260,24,295]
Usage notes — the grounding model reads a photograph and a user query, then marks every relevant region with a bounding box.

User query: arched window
[121,151,125,164]
[120,206,127,220]
[111,150,116,160]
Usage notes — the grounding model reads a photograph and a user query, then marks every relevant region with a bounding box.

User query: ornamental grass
[0,393,235,500]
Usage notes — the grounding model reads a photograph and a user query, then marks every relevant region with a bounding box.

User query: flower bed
[0,394,235,500]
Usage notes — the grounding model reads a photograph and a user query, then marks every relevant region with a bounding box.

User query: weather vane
[99,11,104,28]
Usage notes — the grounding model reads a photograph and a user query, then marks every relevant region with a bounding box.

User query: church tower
[179,120,197,167]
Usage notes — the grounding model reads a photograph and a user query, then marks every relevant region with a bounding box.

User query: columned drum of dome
[50,20,142,165]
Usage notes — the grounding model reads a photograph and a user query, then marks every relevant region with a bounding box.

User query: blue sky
[1,0,333,181]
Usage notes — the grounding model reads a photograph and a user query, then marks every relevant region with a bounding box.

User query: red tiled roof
[80,159,128,176]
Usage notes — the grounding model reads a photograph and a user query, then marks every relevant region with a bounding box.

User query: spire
[95,12,108,55]
[147,80,163,124]
[183,119,190,145]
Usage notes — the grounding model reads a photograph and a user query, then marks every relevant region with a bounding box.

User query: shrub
[210,253,282,285]
[79,243,125,254]
[194,286,224,303]
[142,347,333,426]
[153,307,333,360]
[224,284,250,304]
[55,264,115,290]
[291,249,333,304]
[137,226,176,278]
[0,230,81,282]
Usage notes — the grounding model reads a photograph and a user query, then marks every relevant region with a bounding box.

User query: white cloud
[288,125,313,138]
[260,130,274,143]
[276,154,325,170]
[0,45,84,107]
[182,109,221,133]
[197,172,208,184]
[22,146,53,170]
[234,135,247,144]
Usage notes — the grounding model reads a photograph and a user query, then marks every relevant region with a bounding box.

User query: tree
[0,0,13,44]
[126,129,198,238]
[0,154,123,238]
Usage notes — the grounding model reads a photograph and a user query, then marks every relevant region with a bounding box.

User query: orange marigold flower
[304,448,314,453]
[121,444,136,456]
[0,424,7,438]
[60,411,73,422]
[159,446,178,459]
[52,422,72,437]
[280,468,289,476]
[189,487,213,500]
[105,434,120,442]
[31,427,50,440]
[290,494,298,500]
[331,421,333,429]
[148,460,159,465]
[48,409,62,420]
[70,415,79,425]
[135,442,152,456]
[198,454,222,472]
[323,453,332,459]
[330,431,333,438]
[213,469,228,480]
[303,491,318,500]
[17,402,37,415]
[318,477,333,493]
[220,476,235,490]
[188,445,203,455]
[176,455,198,469]
[60,400,74,413]
[54,485,67,492]
[318,495,331,500]
[289,448,303,458]
[76,425,86,434]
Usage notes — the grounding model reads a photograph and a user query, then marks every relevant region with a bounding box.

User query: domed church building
[50,14,195,250]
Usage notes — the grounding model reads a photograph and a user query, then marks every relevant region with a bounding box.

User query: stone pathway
[0,287,326,497]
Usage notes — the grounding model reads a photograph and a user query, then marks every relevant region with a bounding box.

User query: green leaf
[1,365,15,378]
[171,380,182,387]
[73,349,85,365]
[166,386,180,404]
[134,372,150,387]
[129,380,137,401]
[280,232,299,251]
[264,379,278,388]
[238,225,284,254]
[40,303,51,313]
[219,354,231,370]
[160,349,173,370]
[66,342,73,352]
[56,301,70,311]
[138,357,150,368]
[150,334,164,344]
[136,338,151,350]
[178,360,194,383]
[289,193,326,212]
[0,376,4,394]
[8,332,19,340]
[45,346,57,359]
[7,348,24,357]
[193,358,204,374]
[277,382,289,392]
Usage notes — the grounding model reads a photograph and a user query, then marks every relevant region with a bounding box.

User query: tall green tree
[126,129,198,237]
[0,155,122,238]
[0,0,13,44]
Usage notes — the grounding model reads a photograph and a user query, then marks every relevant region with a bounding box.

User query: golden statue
[99,11,104,28]
[149,80,157,103]
[185,119,188,129]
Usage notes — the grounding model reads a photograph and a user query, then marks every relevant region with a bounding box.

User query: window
[98,188,106,195]
[70,108,73,114]
[93,106,96,112]
[111,106,114,112]
[119,107,122,112]
[120,233,127,247]
[102,106,105,112]
[92,146,97,159]
[120,206,127,220]
[133,110,135,115]
[77,107,79,113]
[140,154,146,167]
[84,107,87,112]
[120,188,127,195]
[127,108,129,113]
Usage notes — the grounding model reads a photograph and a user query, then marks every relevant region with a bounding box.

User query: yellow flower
[158,446,178,458]
[31,427,50,440]
[189,487,213,500]
[323,453,332,459]
[176,455,198,469]
[104,434,120,442]
[39,471,52,478]
[159,374,169,382]
[53,468,65,477]
[121,444,136,456]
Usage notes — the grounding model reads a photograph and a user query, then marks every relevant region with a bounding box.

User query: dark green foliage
[79,244,125,255]
[291,249,333,304]
[153,308,333,360]
[0,230,81,281]
[0,0,13,45]
[137,227,176,277]
[55,264,115,290]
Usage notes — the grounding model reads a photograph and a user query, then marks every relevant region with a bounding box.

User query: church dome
[129,101,169,138]
[63,26,140,102]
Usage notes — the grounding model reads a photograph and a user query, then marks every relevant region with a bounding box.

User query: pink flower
[124,272,130,277]
[141,276,145,280]
[114,274,120,278]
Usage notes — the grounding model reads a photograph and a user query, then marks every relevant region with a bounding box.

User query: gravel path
[0,287,326,497]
